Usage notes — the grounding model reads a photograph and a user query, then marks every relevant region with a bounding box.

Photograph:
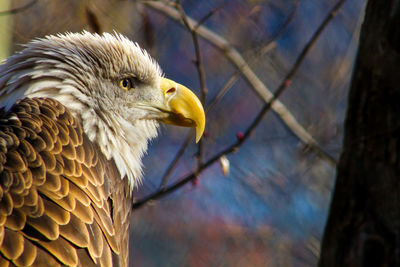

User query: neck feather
[0,69,158,191]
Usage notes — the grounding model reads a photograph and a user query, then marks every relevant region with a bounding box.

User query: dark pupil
[123,79,129,87]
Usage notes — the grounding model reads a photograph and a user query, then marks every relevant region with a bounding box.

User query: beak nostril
[167,87,176,94]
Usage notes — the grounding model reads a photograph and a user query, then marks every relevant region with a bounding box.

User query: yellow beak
[159,78,205,143]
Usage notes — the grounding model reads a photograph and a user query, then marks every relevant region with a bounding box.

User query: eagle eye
[119,78,135,91]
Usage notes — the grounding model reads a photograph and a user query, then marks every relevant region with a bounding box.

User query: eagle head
[0,31,205,190]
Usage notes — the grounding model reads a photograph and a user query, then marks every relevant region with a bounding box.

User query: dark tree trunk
[319,1,400,266]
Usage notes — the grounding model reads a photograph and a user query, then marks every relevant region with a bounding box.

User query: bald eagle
[0,32,205,266]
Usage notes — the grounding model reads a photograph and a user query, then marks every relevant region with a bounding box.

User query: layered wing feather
[0,98,131,267]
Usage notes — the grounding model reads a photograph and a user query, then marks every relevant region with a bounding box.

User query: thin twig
[85,6,102,34]
[158,0,210,189]
[133,0,346,210]
[0,0,37,16]
[259,0,299,55]
[195,2,227,30]
[159,130,194,189]
[175,0,208,173]
[207,0,299,113]
[206,71,241,114]
[144,0,337,166]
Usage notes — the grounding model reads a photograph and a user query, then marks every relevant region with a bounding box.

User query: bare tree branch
[144,0,337,166]
[133,0,346,210]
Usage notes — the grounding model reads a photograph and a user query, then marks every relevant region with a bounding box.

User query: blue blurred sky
[134,0,365,265]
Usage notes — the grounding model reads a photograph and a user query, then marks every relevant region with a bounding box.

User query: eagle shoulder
[0,97,130,267]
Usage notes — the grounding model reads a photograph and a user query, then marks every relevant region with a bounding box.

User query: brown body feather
[0,98,132,267]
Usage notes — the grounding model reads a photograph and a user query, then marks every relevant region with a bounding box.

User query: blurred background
[1,0,365,266]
